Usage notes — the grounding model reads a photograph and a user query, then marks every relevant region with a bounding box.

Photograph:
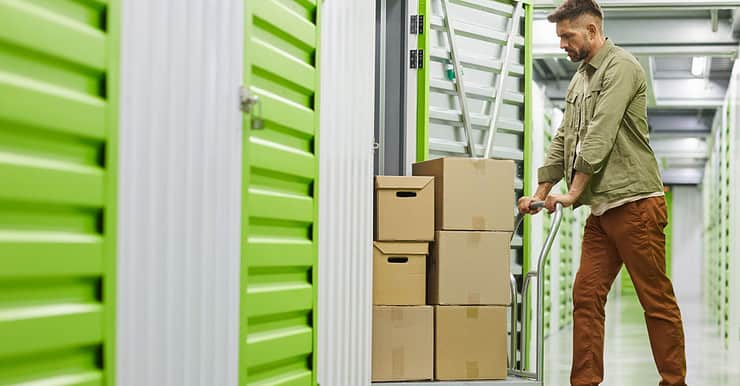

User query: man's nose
[560,40,568,50]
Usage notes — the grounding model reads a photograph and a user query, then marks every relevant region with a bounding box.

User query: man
[517,1,688,385]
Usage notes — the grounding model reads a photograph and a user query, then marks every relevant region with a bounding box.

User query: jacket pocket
[585,86,602,119]
[563,89,578,128]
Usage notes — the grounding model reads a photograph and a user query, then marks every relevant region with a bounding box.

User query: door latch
[239,86,264,130]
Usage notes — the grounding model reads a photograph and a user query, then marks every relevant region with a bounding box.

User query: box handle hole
[395,191,417,198]
[387,257,409,264]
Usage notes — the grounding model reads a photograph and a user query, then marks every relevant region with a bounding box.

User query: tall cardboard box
[373,242,428,305]
[435,306,507,380]
[413,157,515,231]
[373,306,434,382]
[375,176,435,241]
[429,231,511,305]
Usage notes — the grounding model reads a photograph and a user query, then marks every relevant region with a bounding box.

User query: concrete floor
[543,294,740,386]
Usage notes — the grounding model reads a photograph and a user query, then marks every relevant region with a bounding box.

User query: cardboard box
[373,242,428,305]
[435,306,507,380]
[429,231,511,306]
[372,306,434,382]
[374,176,434,241]
[413,157,515,231]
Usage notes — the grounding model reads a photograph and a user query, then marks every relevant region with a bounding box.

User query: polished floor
[543,294,740,386]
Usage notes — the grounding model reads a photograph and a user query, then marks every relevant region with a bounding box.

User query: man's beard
[570,48,589,62]
[569,39,591,62]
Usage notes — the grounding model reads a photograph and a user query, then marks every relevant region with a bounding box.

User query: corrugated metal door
[241,1,320,385]
[116,0,242,384]
[317,1,375,385]
[0,0,118,384]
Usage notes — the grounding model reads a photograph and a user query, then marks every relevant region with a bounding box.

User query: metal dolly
[374,202,564,386]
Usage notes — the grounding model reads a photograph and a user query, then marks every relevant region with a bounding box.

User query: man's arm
[519,110,567,214]
[544,171,590,212]
[574,59,639,175]
[538,124,566,185]
[519,123,566,214]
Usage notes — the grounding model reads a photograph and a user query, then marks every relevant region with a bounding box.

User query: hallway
[544,293,740,385]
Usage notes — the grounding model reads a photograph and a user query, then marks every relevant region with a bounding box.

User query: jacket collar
[578,38,613,73]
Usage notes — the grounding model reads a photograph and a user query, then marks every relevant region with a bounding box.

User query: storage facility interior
[0,0,739,385]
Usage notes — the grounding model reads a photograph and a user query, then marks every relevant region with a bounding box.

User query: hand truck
[374,202,564,386]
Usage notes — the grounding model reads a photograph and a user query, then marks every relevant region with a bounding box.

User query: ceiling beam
[540,79,726,108]
[534,0,740,10]
[661,168,704,185]
[535,45,738,58]
[603,18,736,47]
[533,17,739,58]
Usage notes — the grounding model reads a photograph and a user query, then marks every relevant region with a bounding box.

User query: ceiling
[532,0,740,184]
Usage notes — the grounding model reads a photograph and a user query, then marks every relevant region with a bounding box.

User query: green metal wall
[240,0,320,385]
[0,0,119,384]
[703,86,735,348]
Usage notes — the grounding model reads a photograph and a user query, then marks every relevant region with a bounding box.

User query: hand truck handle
[509,202,564,382]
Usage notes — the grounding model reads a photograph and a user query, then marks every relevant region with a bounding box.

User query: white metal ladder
[429,0,525,159]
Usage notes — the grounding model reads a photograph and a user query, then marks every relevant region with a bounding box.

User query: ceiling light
[691,57,707,77]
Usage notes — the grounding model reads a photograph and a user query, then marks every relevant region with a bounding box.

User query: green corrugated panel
[0,0,118,384]
[241,1,320,385]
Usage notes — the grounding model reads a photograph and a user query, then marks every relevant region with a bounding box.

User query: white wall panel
[117,1,242,385]
[672,186,704,303]
[318,1,376,385]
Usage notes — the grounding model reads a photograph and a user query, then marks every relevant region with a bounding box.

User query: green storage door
[241,1,320,385]
[0,0,118,384]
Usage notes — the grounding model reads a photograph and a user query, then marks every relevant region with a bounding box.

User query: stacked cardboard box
[372,176,435,382]
[414,157,515,381]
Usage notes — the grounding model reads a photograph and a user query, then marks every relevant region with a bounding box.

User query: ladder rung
[429,16,525,47]
[430,78,524,105]
[429,108,524,134]
[429,138,524,160]
[511,235,523,247]
[430,48,525,76]
[450,0,523,18]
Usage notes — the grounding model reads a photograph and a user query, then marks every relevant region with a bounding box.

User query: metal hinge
[410,14,424,34]
[410,49,424,69]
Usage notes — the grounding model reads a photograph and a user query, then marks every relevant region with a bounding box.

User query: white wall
[117,1,242,385]
[671,186,704,303]
[317,1,376,386]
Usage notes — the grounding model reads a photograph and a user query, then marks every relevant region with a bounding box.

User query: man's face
[556,18,592,63]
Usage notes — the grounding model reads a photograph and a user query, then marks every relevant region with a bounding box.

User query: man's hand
[544,193,577,213]
[542,171,591,212]
[518,196,544,215]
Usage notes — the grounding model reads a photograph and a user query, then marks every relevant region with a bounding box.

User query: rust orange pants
[571,197,687,386]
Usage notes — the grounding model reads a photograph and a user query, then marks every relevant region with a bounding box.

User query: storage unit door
[0,0,118,384]
[240,1,320,385]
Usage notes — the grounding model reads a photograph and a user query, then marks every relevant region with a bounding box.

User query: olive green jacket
[538,39,664,207]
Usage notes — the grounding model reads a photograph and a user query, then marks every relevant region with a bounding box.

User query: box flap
[374,241,429,255]
[375,176,433,190]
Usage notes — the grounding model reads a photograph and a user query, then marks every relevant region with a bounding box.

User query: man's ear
[587,22,598,39]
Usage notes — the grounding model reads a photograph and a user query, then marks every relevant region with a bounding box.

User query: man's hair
[547,0,604,23]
